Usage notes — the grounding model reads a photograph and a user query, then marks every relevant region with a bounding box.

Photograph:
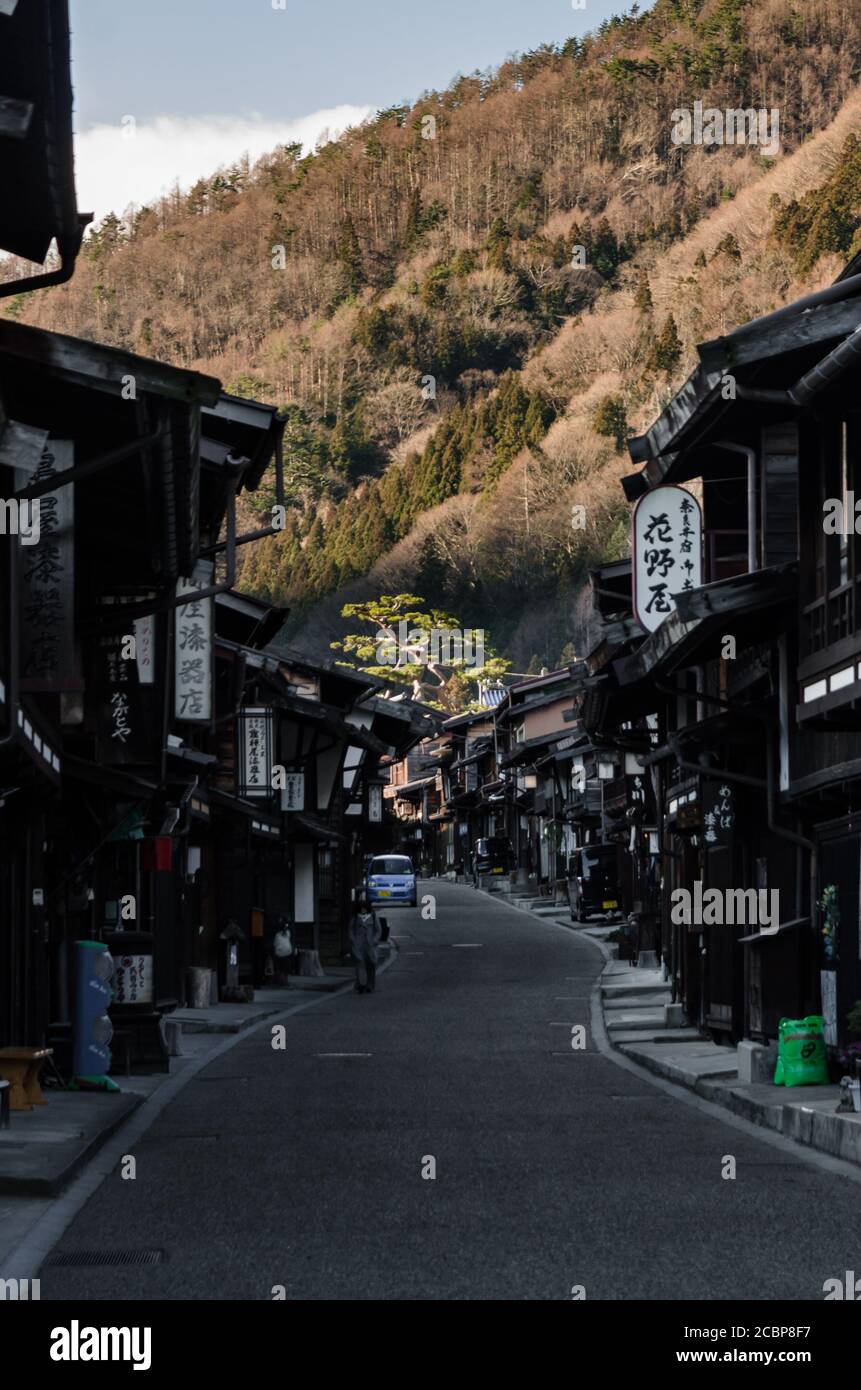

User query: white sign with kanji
[113,953,153,1006]
[241,708,273,799]
[632,485,702,633]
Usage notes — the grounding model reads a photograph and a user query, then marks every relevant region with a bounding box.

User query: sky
[69,0,644,220]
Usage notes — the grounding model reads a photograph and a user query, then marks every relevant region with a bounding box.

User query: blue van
[366,855,417,907]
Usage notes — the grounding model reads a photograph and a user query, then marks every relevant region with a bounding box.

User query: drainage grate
[45,1249,164,1268]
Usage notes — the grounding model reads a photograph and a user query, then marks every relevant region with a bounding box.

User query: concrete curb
[0,1093,146,1199]
[594,955,861,1173]
[587,966,861,1189]
[1,946,399,1280]
[441,881,861,1180]
[466,882,861,1185]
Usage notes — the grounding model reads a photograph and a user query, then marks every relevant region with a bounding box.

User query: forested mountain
[7,0,861,668]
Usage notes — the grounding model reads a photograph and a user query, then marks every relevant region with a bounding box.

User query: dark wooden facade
[0,15,435,1061]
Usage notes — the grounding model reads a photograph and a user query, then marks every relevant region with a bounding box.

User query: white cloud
[73,106,374,221]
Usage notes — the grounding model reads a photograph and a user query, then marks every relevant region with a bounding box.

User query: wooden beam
[0,319,221,407]
[699,297,861,375]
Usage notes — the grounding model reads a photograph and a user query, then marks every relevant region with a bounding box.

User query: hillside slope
[7,0,861,667]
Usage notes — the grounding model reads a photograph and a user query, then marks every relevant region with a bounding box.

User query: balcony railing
[802,580,858,658]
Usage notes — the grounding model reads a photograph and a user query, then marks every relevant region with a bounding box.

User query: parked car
[472,836,514,884]
[567,844,624,922]
[366,854,417,907]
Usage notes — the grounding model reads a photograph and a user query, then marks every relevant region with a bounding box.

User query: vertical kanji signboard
[174,568,213,723]
[632,485,702,633]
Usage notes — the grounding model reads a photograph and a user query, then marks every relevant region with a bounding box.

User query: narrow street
[38,883,860,1302]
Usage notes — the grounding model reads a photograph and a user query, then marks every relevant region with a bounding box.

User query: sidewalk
[173,974,353,1033]
[0,968,361,1202]
[599,958,861,1169]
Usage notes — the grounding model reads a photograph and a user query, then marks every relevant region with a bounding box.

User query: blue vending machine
[71,940,119,1091]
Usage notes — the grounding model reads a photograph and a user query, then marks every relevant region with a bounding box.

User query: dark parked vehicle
[473,836,514,884]
[567,844,624,922]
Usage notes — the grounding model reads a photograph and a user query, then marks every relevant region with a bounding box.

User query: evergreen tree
[85,212,126,262]
[648,314,683,376]
[592,394,629,451]
[336,213,365,297]
[633,268,653,313]
[404,186,425,248]
[486,216,512,271]
[712,232,742,262]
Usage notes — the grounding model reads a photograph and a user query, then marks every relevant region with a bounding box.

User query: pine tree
[404,187,425,248]
[633,268,653,313]
[336,213,365,297]
[486,217,512,271]
[648,314,682,376]
[592,395,629,451]
[85,212,126,262]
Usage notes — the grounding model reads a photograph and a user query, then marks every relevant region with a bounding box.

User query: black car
[567,844,624,922]
[473,836,514,884]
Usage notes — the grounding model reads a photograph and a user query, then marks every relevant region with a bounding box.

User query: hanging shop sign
[18,439,76,692]
[368,783,382,823]
[702,781,735,847]
[96,596,160,765]
[632,484,702,633]
[238,706,274,799]
[281,771,305,813]
[135,613,156,685]
[174,567,213,723]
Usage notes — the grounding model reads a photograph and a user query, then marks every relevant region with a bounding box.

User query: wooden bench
[0,1048,53,1111]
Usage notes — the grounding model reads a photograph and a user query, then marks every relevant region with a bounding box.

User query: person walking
[272,916,294,987]
[349,895,381,994]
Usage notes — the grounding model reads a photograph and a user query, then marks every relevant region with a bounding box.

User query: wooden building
[0,8,436,1061]
[602,255,861,1047]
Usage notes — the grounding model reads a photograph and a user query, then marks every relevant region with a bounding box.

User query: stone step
[603,990,672,1010]
[602,965,666,986]
[602,981,670,999]
[606,1009,668,1033]
[616,1027,711,1045]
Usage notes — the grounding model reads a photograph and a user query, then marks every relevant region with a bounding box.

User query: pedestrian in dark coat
[349,895,381,994]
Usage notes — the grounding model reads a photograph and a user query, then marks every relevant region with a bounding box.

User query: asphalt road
[38,881,861,1301]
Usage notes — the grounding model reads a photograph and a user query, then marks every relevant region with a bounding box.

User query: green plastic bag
[773,1015,829,1087]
